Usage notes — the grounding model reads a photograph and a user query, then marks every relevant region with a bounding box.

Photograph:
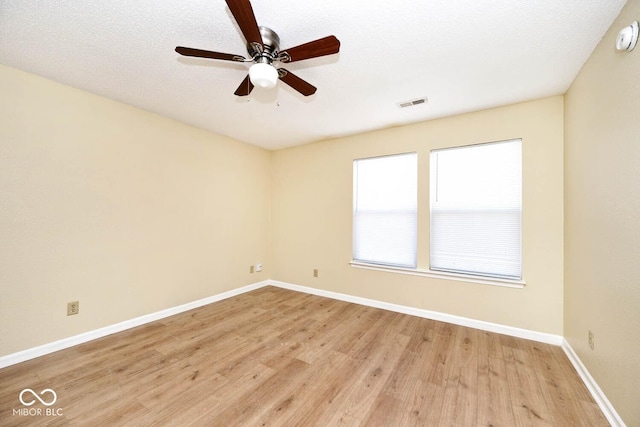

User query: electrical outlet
[313,269,318,278]
[67,301,79,316]
[249,265,255,274]
[256,263,263,272]
[588,330,595,350]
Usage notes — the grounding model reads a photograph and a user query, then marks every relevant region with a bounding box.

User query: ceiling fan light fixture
[249,62,278,89]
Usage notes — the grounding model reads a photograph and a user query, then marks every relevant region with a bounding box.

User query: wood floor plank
[340,330,410,420]
[207,357,311,427]
[504,346,555,426]
[437,327,479,426]
[361,393,407,426]
[410,378,447,425]
[0,286,610,426]
[477,354,516,427]
[274,351,360,426]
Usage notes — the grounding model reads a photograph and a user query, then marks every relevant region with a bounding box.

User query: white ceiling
[0,0,627,150]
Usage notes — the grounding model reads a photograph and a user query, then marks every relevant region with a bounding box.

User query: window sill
[349,261,525,289]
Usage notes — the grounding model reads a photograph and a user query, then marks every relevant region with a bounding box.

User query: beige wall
[0,65,271,356]
[564,0,640,425]
[272,96,564,334]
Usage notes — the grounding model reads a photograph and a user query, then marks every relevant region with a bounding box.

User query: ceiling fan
[175,0,341,97]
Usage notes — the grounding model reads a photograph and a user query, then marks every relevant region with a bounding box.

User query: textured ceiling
[0,0,627,150]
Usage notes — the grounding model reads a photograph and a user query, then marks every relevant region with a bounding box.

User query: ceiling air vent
[398,97,428,109]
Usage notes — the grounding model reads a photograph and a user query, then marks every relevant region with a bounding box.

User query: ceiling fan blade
[175,46,245,62]
[234,74,254,96]
[278,69,317,96]
[280,35,340,62]
[225,0,263,48]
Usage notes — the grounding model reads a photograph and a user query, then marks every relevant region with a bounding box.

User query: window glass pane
[353,153,417,268]
[430,140,522,279]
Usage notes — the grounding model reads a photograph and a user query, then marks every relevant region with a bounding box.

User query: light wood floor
[1,286,608,426]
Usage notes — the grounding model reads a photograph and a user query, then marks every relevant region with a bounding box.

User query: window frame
[429,139,523,281]
[352,152,418,269]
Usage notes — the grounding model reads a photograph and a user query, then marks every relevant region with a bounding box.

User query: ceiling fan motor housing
[248,26,281,60]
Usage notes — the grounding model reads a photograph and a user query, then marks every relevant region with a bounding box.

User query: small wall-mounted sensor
[616,21,638,52]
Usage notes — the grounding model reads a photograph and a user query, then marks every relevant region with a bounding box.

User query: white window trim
[349,260,525,289]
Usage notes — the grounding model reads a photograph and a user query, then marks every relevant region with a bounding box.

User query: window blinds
[430,140,522,279]
[353,153,417,268]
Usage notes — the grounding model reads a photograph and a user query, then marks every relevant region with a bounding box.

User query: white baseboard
[269,280,564,345]
[561,339,626,427]
[0,280,269,369]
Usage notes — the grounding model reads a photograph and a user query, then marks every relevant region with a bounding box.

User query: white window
[430,139,522,279]
[353,153,417,268]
